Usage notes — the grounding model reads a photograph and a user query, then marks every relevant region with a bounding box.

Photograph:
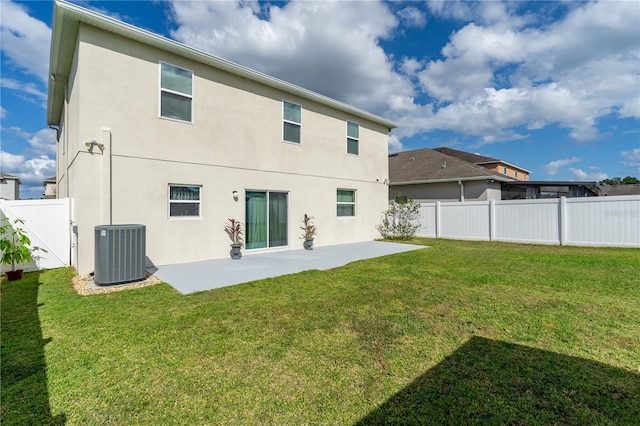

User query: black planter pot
[303,238,314,250]
[230,244,243,259]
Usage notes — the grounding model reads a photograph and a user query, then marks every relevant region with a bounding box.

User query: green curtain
[337,190,355,216]
[245,191,288,249]
[269,192,288,247]
[245,192,267,249]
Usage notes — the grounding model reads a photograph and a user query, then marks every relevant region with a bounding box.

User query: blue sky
[1,0,639,199]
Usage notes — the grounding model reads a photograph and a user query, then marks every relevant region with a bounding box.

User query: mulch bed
[72,273,161,295]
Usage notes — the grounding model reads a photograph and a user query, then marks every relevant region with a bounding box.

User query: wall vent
[94,224,146,285]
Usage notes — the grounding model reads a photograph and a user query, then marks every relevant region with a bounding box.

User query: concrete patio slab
[150,241,426,294]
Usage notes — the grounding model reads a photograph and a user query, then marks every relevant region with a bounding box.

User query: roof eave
[390,175,512,186]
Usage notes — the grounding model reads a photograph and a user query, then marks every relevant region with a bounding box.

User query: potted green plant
[300,213,317,250]
[0,217,34,281]
[224,218,243,259]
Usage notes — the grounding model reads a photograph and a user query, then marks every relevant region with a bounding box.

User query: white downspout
[458,180,465,202]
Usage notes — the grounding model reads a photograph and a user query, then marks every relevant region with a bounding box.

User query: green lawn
[2,239,639,425]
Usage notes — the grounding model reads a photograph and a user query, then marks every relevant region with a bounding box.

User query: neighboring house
[433,147,531,181]
[43,176,57,199]
[47,0,397,276]
[501,181,599,200]
[389,148,511,202]
[597,184,640,196]
[0,173,20,200]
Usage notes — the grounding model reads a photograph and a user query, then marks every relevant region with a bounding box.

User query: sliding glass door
[245,191,288,249]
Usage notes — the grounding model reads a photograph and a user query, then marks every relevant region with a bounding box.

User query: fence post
[489,199,496,241]
[435,201,441,238]
[558,196,567,245]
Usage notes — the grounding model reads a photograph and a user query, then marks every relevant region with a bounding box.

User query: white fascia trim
[49,0,398,130]
[390,176,512,186]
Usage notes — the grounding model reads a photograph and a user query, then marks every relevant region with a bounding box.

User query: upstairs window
[515,170,519,178]
[160,63,193,122]
[337,189,356,217]
[283,101,301,143]
[347,121,359,155]
[169,185,201,217]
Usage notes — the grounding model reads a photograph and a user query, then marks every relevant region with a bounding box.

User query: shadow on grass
[357,336,640,425]
[1,272,66,425]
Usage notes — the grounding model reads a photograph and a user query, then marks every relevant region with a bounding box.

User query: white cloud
[164,0,638,147]
[621,148,640,172]
[0,127,57,199]
[0,107,6,119]
[0,1,52,83]
[412,0,640,143]
[1,78,47,102]
[1,151,26,170]
[1,151,55,198]
[419,56,494,101]
[18,155,56,198]
[570,167,608,182]
[399,57,423,77]
[426,1,476,22]
[27,128,57,155]
[542,157,582,176]
[5,126,31,138]
[2,127,56,156]
[397,6,427,28]
[169,0,415,116]
[388,134,403,153]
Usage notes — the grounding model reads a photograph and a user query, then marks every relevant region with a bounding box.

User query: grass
[2,238,639,425]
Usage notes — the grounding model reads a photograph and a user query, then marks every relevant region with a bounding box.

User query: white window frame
[159,62,194,123]
[168,184,201,219]
[337,189,356,217]
[347,120,359,155]
[503,166,507,175]
[282,100,302,144]
[515,170,519,178]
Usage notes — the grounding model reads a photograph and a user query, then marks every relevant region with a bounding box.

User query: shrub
[376,199,421,239]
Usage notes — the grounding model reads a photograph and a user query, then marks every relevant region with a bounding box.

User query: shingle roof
[432,147,498,164]
[597,184,640,196]
[0,173,20,182]
[389,148,509,184]
[432,146,532,174]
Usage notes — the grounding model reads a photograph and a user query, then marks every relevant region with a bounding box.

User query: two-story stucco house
[0,173,21,200]
[47,0,397,276]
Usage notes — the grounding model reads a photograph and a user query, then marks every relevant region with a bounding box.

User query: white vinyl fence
[0,198,71,272]
[416,195,640,248]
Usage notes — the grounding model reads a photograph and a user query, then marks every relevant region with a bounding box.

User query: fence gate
[0,198,70,272]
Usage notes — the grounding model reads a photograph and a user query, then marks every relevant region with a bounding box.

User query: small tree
[376,199,421,239]
[224,218,243,245]
[300,214,317,239]
[0,217,33,272]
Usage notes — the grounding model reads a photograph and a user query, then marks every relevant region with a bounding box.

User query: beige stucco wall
[63,25,390,275]
[390,180,502,203]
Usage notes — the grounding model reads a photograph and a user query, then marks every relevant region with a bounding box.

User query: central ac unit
[94,224,146,285]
